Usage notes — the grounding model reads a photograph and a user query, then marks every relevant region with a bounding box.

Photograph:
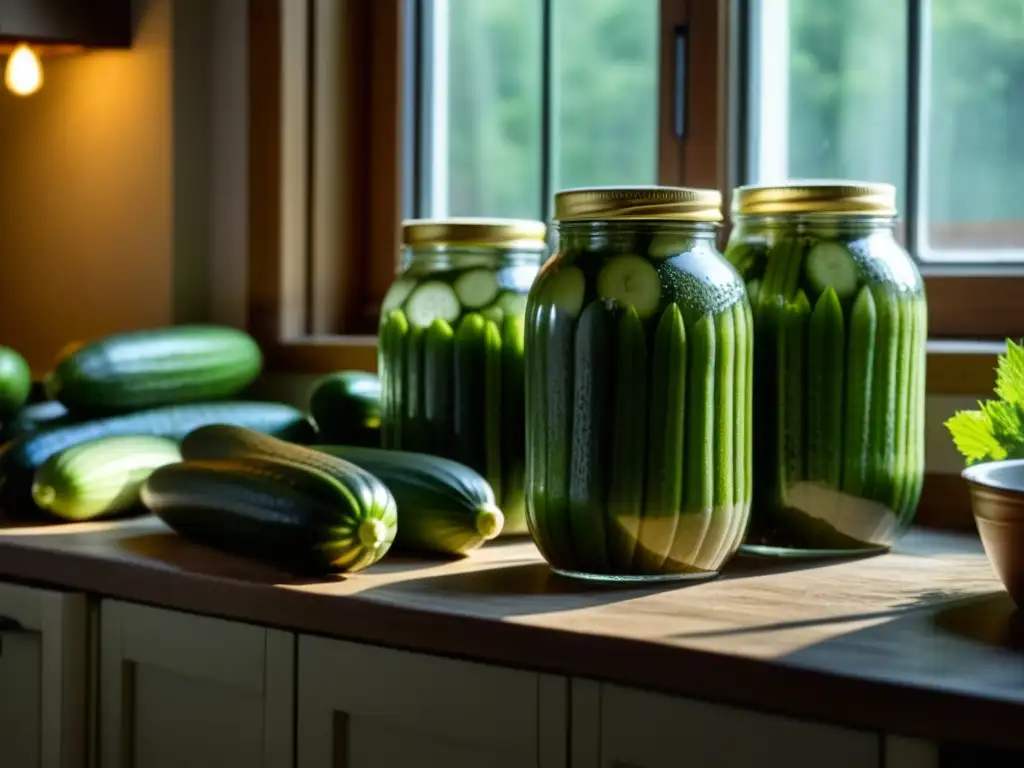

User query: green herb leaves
[946,340,1024,465]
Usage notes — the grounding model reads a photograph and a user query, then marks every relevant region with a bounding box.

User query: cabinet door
[99,600,294,768]
[297,635,567,768]
[573,682,880,768]
[0,581,89,768]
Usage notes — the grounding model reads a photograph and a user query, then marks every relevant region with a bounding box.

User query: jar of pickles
[378,218,545,534]
[525,187,753,581]
[724,181,926,556]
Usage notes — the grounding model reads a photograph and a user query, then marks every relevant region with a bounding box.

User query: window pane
[748,0,907,213]
[927,0,1024,251]
[429,0,542,219]
[552,0,659,191]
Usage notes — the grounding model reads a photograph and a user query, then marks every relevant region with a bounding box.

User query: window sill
[925,339,1003,396]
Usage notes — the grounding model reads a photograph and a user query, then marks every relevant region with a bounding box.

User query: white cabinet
[571,681,880,768]
[99,600,294,768]
[296,635,568,768]
[0,581,89,768]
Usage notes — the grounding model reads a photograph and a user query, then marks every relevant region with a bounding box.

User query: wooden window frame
[248,0,404,373]
[248,0,1016,388]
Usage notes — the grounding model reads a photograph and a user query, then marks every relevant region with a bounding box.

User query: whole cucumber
[308,371,381,447]
[842,287,878,496]
[0,346,32,421]
[47,325,263,414]
[0,400,73,443]
[0,401,314,503]
[32,435,181,521]
[143,456,395,574]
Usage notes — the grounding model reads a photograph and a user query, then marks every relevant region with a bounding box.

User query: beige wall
[0,0,248,377]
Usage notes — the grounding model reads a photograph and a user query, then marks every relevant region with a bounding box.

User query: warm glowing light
[5,44,43,97]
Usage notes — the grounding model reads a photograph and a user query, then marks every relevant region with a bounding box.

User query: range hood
[0,0,132,50]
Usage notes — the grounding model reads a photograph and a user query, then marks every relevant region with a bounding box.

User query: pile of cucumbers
[0,326,508,574]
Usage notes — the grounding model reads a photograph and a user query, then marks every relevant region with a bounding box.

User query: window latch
[674,24,688,140]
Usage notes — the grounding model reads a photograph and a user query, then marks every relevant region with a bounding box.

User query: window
[247,0,1022,374]
[742,0,1024,338]
[411,0,661,221]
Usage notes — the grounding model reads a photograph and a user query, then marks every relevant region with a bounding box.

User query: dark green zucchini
[308,371,381,447]
[46,325,263,414]
[142,456,396,574]
[180,424,504,556]
[0,401,314,502]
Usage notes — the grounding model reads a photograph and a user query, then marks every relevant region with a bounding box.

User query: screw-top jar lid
[731,180,897,216]
[402,218,547,248]
[553,186,723,222]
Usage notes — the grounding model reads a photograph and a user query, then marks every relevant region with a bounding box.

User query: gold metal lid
[732,180,897,216]
[554,186,723,222]
[402,218,547,248]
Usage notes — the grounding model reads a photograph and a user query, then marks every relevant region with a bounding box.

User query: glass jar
[379,218,546,535]
[525,187,753,581]
[724,181,927,556]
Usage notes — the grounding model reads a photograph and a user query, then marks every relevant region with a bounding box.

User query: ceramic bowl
[962,459,1024,607]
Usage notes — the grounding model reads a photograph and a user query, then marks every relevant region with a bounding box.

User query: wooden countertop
[0,517,1021,750]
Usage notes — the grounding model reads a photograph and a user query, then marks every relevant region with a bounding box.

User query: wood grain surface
[0,517,1021,750]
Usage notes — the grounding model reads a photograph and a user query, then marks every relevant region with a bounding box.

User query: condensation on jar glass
[525,186,754,582]
[378,218,546,535]
[724,181,927,557]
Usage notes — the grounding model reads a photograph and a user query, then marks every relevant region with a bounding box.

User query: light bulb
[5,44,43,97]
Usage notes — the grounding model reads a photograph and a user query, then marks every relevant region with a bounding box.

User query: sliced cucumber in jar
[381,279,415,315]
[596,254,661,319]
[540,266,586,319]
[405,281,462,328]
[497,292,528,317]
[648,234,690,259]
[454,269,500,309]
[805,242,859,300]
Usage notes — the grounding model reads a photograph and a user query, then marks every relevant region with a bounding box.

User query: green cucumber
[454,269,500,309]
[453,314,488,475]
[807,287,845,487]
[379,309,409,449]
[745,279,762,306]
[777,291,810,507]
[676,313,715,569]
[0,401,315,503]
[596,254,662,319]
[742,301,754,508]
[636,304,687,572]
[46,325,262,414]
[541,266,586,319]
[891,296,915,511]
[525,298,553,557]
[496,292,528,316]
[142,456,395,574]
[0,347,32,420]
[759,238,805,310]
[723,300,752,558]
[901,299,927,522]
[697,306,735,570]
[484,318,504,503]
[317,446,503,555]
[32,436,181,521]
[308,371,381,447]
[500,314,527,534]
[405,281,461,328]
[866,286,900,503]
[423,319,455,457]
[568,302,613,573]
[0,400,73,443]
[543,304,576,565]
[841,286,877,496]
[381,279,415,316]
[805,242,859,299]
[404,325,427,452]
[607,307,648,572]
[180,426,501,556]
